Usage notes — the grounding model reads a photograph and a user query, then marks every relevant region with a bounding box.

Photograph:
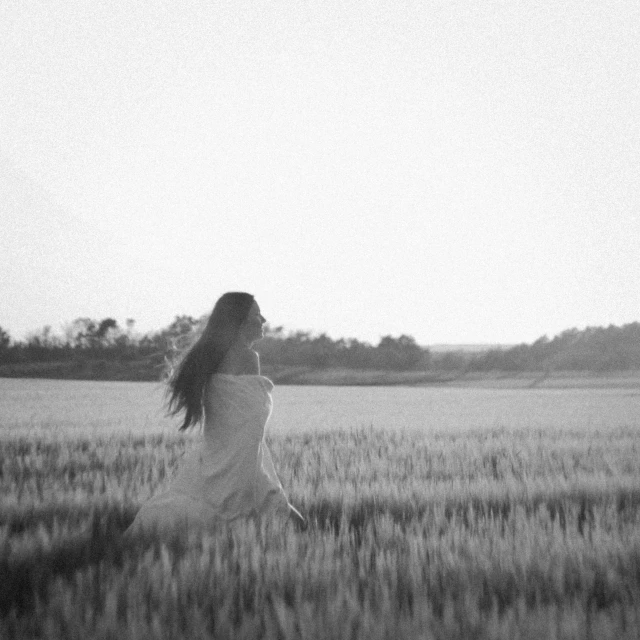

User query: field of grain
[1,379,640,639]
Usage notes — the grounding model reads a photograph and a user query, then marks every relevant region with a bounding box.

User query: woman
[125,292,305,535]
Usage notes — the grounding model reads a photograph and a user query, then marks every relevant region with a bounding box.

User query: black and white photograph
[1,0,639,637]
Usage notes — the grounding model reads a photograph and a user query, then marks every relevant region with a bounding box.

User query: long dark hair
[166,292,255,431]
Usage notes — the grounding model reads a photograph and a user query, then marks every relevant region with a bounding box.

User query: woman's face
[240,301,266,344]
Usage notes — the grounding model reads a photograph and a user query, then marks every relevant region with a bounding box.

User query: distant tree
[433,350,468,371]
[60,317,120,350]
[145,315,202,358]
[500,344,532,371]
[0,326,11,364]
[111,318,138,356]
[96,318,118,343]
[341,338,376,369]
[67,318,98,349]
[0,326,10,351]
[163,315,201,344]
[376,335,425,370]
[25,325,63,349]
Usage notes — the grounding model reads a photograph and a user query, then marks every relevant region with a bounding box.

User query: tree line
[0,317,638,380]
[469,322,640,372]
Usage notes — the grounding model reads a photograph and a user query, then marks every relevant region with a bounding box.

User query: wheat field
[2,406,640,639]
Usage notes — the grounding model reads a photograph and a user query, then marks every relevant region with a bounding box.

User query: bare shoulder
[217,347,260,375]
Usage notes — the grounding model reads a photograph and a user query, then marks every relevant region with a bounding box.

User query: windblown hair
[166,292,255,431]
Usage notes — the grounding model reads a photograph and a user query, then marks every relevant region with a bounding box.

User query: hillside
[428,344,515,353]
[468,322,640,372]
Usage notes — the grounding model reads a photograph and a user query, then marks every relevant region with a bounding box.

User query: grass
[2,422,640,638]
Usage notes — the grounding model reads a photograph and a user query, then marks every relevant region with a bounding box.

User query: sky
[1,0,638,346]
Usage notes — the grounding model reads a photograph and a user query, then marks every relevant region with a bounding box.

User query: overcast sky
[1,0,638,345]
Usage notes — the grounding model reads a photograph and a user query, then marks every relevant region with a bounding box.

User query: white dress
[125,374,291,535]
